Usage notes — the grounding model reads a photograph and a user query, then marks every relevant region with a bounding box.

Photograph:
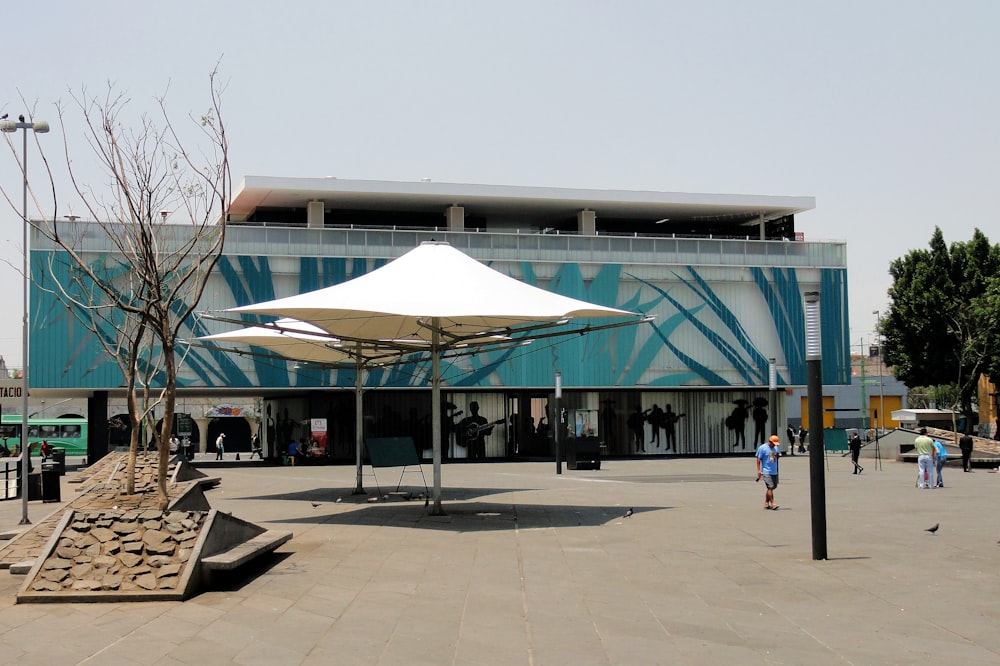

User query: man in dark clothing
[786,424,796,456]
[848,431,863,474]
[959,432,974,472]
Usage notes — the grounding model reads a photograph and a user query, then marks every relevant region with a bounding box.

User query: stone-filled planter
[19,508,208,601]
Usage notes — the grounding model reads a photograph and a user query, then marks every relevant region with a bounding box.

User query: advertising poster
[310,418,328,457]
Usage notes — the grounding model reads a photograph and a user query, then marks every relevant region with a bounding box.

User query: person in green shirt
[913,428,935,489]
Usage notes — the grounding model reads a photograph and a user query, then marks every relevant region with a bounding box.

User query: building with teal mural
[31,177,848,461]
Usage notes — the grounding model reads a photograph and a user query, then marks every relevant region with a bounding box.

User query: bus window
[27,425,39,438]
[61,425,82,438]
[39,424,59,438]
[0,424,18,439]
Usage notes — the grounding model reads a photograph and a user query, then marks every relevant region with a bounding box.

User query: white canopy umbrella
[199,319,355,365]
[223,241,643,514]
[201,320,386,495]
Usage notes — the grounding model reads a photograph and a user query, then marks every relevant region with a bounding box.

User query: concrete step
[200,530,292,571]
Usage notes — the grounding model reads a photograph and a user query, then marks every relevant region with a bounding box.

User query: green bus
[0,416,89,457]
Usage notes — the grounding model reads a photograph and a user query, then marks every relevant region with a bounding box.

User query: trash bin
[24,472,42,501]
[41,462,61,503]
[50,448,66,476]
[567,436,602,470]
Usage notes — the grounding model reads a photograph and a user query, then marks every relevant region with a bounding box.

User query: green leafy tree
[883,227,1000,432]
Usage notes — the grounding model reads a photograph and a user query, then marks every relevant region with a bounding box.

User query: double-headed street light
[1,115,49,525]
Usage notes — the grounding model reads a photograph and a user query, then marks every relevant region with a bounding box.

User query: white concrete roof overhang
[228,176,814,223]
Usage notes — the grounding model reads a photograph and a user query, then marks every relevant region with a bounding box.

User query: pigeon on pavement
[925,523,939,534]
[623,507,634,518]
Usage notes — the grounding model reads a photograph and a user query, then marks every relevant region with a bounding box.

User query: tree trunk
[125,381,140,496]
[157,338,177,511]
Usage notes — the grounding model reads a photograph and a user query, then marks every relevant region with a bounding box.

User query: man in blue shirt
[756,434,782,510]
[933,439,947,488]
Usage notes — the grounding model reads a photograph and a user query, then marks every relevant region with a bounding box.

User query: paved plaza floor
[0,453,998,665]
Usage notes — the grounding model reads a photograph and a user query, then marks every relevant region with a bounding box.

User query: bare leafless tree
[5,68,230,508]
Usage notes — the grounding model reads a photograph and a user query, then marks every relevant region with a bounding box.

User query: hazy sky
[1,1,997,368]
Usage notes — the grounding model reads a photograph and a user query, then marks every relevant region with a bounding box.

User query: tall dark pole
[2,116,49,525]
[554,371,562,475]
[874,310,885,438]
[804,291,827,560]
[768,357,778,444]
[19,125,29,524]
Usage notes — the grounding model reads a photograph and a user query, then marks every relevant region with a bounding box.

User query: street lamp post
[554,371,562,475]
[1,115,49,525]
[873,310,885,438]
[768,357,777,442]
[858,337,868,436]
[804,291,827,560]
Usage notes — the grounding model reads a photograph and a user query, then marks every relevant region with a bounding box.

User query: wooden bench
[200,530,292,571]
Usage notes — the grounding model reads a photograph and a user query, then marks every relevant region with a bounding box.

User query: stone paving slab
[0,454,999,664]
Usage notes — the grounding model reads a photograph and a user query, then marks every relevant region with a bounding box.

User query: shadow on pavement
[258,501,673,532]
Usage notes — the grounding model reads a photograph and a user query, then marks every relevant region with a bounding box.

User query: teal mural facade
[30,243,850,394]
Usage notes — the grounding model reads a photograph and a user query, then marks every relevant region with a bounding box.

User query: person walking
[848,430,863,474]
[797,426,808,453]
[786,424,796,456]
[933,439,947,488]
[215,433,226,460]
[959,432,974,472]
[913,428,934,489]
[755,434,782,510]
[249,432,263,460]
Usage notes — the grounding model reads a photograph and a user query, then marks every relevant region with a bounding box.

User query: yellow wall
[800,396,836,429]
[978,375,997,432]
[869,394,902,429]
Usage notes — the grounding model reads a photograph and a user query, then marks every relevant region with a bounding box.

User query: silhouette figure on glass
[458,401,493,459]
[266,404,276,448]
[727,399,750,449]
[645,404,664,448]
[600,399,617,448]
[662,404,685,451]
[752,397,769,446]
[441,401,463,460]
[627,406,646,453]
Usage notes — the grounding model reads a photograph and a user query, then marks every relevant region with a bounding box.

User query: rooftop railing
[33,221,846,269]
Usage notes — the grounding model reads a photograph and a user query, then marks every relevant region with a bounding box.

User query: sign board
[794,231,805,242]
[309,418,328,457]
[206,403,244,417]
[175,413,193,437]
[0,378,25,400]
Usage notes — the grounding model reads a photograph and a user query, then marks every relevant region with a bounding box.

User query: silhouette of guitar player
[458,401,497,459]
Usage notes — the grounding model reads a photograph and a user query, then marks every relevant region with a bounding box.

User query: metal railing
[33,221,847,270]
